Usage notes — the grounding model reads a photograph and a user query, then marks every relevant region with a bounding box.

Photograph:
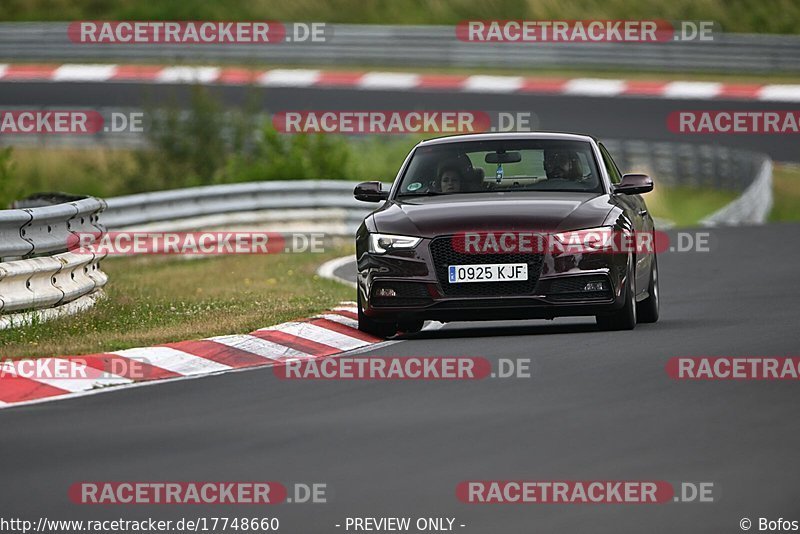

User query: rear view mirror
[615,173,654,195]
[485,151,522,164]
[354,181,389,202]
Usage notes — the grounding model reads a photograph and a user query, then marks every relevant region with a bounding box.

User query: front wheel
[596,264,637,331]
[357,293,398,339]
[637,255,659,323]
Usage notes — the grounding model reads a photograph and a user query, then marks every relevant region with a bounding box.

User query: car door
[599,143,653,294]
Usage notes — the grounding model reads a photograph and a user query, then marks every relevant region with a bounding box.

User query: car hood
[372,192,615,237]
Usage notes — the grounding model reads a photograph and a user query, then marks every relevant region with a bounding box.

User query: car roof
[417,131,598,146]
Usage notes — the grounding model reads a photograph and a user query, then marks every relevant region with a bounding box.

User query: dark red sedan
[354,132,659,337]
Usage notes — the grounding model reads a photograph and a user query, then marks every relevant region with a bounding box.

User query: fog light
[376,288,397,297]
[584,281,607,291]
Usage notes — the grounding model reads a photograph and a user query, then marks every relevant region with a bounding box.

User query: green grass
[769,164,800,222]
[646,184,738,227]
[1,0,799,34]
[0,248,355,359]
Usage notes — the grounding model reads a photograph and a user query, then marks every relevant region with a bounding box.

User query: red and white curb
[1,63,799,101]
[0,302,382,409]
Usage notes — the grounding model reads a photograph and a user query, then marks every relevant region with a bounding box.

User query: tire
[357,293,398,339]
[637,255,659,323]
[596,261,637,331]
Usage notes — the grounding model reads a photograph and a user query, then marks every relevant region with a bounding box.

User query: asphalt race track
[1,224,798,532]
[0,81,798,162]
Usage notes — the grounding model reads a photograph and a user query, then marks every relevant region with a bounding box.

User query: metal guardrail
[0,210,33,258]
[701,158,773,226]
[608,140,773,224]
[1,23,799,73]
[0,197,107,316]
[0,251,107,313]
[603,140,764,192]
[1,196,106,259]
[102,180,376,230]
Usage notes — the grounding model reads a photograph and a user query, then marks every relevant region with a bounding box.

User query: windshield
[396,139,604,197]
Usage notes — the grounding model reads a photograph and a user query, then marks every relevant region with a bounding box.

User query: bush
[225,121,352,182]
[131,86,248,191]
[135,85,411,187]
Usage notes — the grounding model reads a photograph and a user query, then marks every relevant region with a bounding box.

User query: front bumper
[357,237,630,323]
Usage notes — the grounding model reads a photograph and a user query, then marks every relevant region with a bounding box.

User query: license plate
[448,263,528,283]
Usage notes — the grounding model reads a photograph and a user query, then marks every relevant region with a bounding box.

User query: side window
[599,144,622,185]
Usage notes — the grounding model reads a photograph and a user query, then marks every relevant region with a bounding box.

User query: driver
[544,150,583,181]
[435,161,464,193]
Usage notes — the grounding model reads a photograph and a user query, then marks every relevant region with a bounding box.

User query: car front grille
[429,236,544,297]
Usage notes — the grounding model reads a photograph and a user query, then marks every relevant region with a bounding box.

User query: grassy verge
[769,164,800,222]
[0,248,355,359]
[646,184,738,227]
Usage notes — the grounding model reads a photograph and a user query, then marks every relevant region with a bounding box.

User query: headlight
[552,226,616,252]
[368,233,422,254]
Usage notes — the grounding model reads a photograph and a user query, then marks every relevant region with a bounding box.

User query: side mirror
[615,173,653,195]
[354,181,389,202]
